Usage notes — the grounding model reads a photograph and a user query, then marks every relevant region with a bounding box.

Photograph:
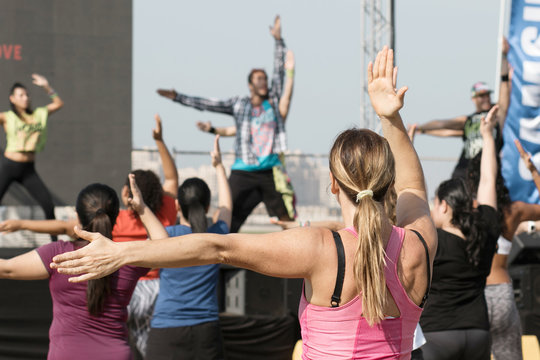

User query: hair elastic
[356,190,373,202]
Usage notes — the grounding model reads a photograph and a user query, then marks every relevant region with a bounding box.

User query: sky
[132,0,505,196]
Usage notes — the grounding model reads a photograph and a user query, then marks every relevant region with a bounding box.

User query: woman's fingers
[68,273,97,283]
[372,51,381,79]
[367,62,373,83]
[378,46,388,78]
[73,226,101,243]
[385,48,394,80]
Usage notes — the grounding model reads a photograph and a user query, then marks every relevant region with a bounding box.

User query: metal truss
[360,0,395,131]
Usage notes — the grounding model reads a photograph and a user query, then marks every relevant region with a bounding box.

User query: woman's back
[151,221,229,328]
[37,240,148,360]
[300,226,429,360]
[420,205,499,333]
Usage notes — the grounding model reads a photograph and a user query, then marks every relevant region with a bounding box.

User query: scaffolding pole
[360,0,395,131]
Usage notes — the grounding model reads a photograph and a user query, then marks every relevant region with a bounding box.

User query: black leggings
[0,155,55,222]
[421,329,491,360]
[229,169,294,233]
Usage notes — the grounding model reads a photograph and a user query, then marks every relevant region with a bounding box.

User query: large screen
[0,0,132,205]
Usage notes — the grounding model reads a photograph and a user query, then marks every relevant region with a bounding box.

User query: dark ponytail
[76,184,120,316]
[436,178,488,267]
[9,82,33,118]
[178,178,211,234]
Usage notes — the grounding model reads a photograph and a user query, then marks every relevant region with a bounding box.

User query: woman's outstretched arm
[0,250,49,280]
[0,218,77,238]
[51,225,326,283]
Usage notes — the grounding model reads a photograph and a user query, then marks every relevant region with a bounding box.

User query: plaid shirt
[174,39,287,166]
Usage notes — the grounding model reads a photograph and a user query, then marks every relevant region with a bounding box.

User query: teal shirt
[231,100,282,171]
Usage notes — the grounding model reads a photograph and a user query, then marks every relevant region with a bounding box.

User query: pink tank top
[298,226,423,360]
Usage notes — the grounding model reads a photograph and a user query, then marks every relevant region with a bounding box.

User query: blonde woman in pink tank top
[51,47,438,360]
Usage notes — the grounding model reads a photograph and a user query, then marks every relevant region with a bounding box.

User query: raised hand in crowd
[269,15,281,40]
[195,120,236,137]
[152,114,178,198]
[152,114,163,141]
[515,138,540,192]
[196,121,213,133]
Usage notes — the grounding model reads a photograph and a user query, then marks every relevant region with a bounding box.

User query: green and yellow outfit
[0,107,55,225]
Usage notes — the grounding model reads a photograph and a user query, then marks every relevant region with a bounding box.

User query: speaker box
[220,266,302,317]
[509,264,540,339]
[0,248,52,359]
[508,232,540,266]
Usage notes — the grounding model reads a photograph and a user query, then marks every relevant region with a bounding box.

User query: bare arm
[504,201,540,239]
[368,47,437,255]
[271,218,345,231]
[196,121,236,137]
[476,106,499,209]
[32,74,64,115]
[515,139,540,192]
[0,250,49,280]
[279,50,295,121]
[210,135,233,228]
[497,38,510,129]
[153,114,178,198]
[0,112,5,125]
[416,115,468,133]
[0,219,77,238]
[52,225,327,283]
[421,128,463,137]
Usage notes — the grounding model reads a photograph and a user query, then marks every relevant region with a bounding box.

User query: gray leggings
[485,283,523,360]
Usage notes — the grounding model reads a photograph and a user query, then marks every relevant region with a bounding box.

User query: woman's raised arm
[32,74,64,115]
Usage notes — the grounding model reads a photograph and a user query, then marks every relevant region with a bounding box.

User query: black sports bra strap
[331,231,346,307]
[410,229,431,308]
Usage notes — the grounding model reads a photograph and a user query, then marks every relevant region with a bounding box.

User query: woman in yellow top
[0,74,64,232]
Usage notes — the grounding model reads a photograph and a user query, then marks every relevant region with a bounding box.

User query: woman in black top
[419,106,500,360]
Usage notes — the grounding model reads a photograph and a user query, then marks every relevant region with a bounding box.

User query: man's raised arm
[269,15,287,100]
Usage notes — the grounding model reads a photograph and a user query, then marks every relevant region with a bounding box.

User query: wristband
[286,69,295,78]
[209,127,217,134]
[528,221,536,234]
[298,220,310,227]
[501,74,509,82]
[48,88,58,99]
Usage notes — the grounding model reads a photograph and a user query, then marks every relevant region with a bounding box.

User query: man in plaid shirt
[157,15,296,233]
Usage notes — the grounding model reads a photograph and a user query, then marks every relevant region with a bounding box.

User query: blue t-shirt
[151,221,229,328]
[231,100,282,171]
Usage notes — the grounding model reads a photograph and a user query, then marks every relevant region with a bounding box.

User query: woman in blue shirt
[146,135,232,360]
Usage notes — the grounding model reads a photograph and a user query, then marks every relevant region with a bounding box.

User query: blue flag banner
[502,0,540,203]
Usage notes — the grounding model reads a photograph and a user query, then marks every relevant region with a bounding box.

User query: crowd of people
[0,14,537,360]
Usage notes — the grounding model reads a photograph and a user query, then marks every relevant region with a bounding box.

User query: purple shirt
[36,241,148,360]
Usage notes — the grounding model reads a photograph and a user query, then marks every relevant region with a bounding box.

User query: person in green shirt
[0,74,64,237]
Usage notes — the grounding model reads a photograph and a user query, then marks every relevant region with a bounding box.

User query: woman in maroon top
[0,183,148,360]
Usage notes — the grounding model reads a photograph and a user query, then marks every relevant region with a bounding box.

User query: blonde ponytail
[329,128,395,326]
[353,196,387,325]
